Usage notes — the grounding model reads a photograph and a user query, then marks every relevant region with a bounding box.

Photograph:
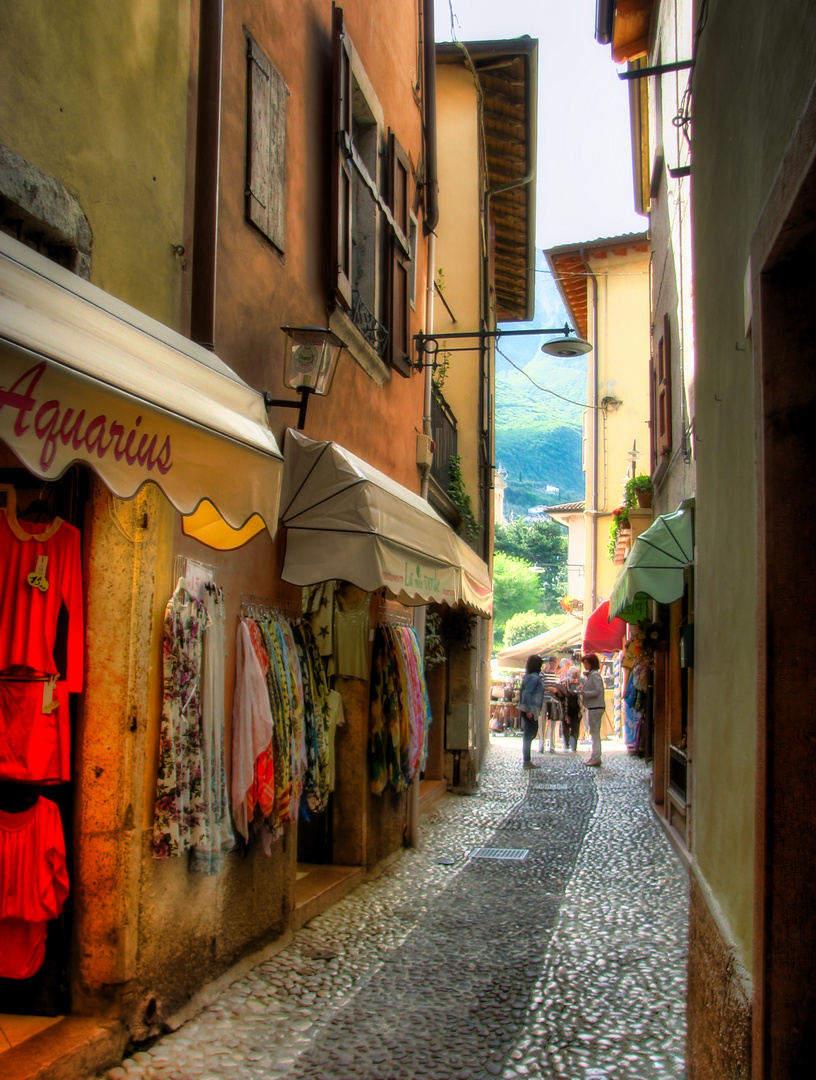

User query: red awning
[582,599,627,654]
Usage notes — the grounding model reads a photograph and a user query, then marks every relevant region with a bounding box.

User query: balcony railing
[431,391,457,492]
[351,290,388,357]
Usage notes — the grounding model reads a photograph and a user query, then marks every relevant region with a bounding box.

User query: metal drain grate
[532,783,569,791]
[468,846,529,861]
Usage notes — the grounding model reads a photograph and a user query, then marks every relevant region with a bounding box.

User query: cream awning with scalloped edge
[280,429,492,617]
[0,235,282,549]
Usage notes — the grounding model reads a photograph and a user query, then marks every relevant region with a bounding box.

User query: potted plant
[607,505,630,559]
[624,473,653,509]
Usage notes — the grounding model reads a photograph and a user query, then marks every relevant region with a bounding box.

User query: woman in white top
[580,652,606,767]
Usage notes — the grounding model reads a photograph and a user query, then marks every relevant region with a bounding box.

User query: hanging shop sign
[0,236,283,548]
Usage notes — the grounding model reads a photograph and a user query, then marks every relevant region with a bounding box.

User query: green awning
[609,507,694,623]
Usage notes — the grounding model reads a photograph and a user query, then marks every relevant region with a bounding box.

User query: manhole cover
[434,856,455,865]
[468,847,529,861]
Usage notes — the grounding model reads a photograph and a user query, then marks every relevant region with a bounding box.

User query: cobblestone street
[104,740,688,1080]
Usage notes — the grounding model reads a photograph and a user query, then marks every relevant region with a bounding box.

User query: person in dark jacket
[519,654,545,769]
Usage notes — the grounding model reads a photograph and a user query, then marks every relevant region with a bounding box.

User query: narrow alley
[102,741,687,1080]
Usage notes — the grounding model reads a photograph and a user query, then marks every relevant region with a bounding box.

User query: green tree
[494,518,568,614]
[503,610,566,648]
[492,552,542,637]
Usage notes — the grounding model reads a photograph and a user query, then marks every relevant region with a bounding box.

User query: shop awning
[582,599,627,654]
[609,506,694,622]
[495,619,582,669]
[0,235,282,549]
[279,429,493,616]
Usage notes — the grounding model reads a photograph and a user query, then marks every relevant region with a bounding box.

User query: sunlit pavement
[102,738,687,1080]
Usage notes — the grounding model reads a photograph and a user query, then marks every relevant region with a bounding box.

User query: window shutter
[331,8,353,308]
[246,36,287,251]
[649,355,657,473]
[656,313,672,458]
[387,130,412,377]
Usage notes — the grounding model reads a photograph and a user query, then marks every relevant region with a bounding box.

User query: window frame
[330,8,414,378]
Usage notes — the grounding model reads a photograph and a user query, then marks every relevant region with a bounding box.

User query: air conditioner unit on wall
[446,704,474,751]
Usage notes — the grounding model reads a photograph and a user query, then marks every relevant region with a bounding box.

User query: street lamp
[264,326,347,430]
[413,323,591,369]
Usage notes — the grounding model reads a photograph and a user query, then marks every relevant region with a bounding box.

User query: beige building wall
[433,64,483,504]
[0,0,190,329]
[581,242,651,614]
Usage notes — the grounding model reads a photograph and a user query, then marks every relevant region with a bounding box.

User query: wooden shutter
[656,313,672,458]
[387,131,412,377]
[331,8,353,308]
[246,35,287,251]
[649,355,657,473]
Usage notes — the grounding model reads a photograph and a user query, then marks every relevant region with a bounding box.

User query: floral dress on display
[153,579,210,859]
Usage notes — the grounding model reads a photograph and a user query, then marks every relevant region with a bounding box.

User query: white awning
[496,619,582,668]
[280,429,492,616]
[0,235,282,549]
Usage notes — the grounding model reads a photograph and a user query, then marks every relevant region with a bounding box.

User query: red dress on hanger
[0,514,84,691]
[0,512,82,783]
[0,797,70,979]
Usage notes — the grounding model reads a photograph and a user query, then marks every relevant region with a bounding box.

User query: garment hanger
[18,486,55,523]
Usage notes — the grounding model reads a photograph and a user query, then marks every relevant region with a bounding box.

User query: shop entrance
[751,94,816,1076]
[0,459,90,1024]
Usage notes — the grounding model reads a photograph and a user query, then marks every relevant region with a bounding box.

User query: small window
[245,33,288,252]
[0,140,92,277]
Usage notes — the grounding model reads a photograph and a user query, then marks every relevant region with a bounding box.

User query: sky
[434,0,647,249]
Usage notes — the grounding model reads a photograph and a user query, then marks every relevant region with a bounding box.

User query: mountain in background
[495,250,586,517]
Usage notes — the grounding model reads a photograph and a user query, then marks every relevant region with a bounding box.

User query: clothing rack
[240,592,301,621]
[374,596,416,628]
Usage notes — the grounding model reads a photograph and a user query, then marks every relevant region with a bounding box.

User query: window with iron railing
[351,289,388,357]
[431,391,457,491]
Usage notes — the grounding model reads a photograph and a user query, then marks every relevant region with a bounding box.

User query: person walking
[519,655,545,769]
[559,657,582,752]
[581,652,606,767]
[540,655,564,753]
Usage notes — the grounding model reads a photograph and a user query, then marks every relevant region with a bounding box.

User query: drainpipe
[580,246,600,610]
[420,0,439,491]
[190,0,224,349]
[408,0,438,851]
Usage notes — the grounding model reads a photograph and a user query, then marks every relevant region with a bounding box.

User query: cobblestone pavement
[104,739,688,1080]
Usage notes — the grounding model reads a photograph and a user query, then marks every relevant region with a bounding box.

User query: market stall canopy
[280,429,492,616]
[496,619,582,669]
[583,599,627,654]
[0,235,282,549]
[609,506,694,622]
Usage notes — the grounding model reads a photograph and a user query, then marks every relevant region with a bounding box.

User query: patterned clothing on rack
[245,620,275,824]
[369,624,432,795]
[278,619,306,820]
[153,579,210,859]
[231,618,274,842]
[369,627,405,795]
[193,583,235,873]
[259,617,293,829]
[294,622,332,813]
